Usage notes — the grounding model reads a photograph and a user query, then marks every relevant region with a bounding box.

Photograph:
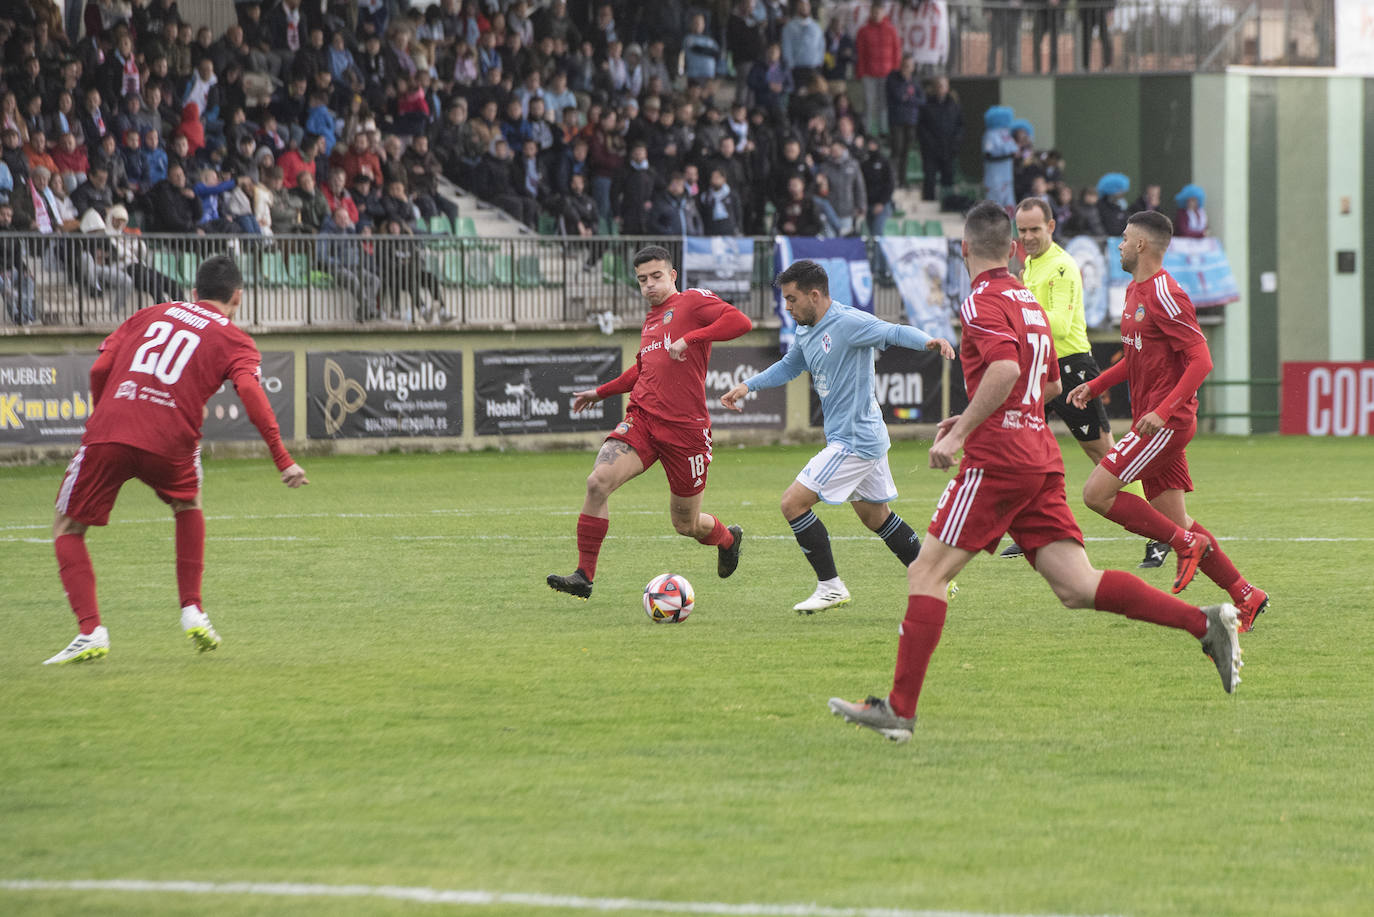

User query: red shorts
[928,467,1083,566]
[607,405,713,497]
[1099,421,1194,500]
[56,442,203,526]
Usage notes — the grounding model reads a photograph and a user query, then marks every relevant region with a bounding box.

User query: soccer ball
[643,573,694,623]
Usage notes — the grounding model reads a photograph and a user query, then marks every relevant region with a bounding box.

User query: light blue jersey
[744,302,933,460]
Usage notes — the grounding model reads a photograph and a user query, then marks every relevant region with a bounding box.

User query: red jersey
[958,268,1064,474]
[1119,269,1209,429]
[83,301,265,459]
[602,288,752,425]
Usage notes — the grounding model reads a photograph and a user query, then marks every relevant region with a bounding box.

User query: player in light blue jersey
[721,259,955,612]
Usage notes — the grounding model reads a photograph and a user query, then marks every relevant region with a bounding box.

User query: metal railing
[946,0,1333,76]
[2,231,921,332]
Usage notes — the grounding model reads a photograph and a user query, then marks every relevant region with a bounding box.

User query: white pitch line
[0,879,1121,917]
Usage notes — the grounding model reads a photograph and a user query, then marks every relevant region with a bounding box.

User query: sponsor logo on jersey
[821,332,832,354]
[1121,331,1143,350]
[1021,307,1047,328]
[115,380,139,400]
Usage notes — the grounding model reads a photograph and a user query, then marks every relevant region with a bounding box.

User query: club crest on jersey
[1134,305,1145,322]
[663,310,673,324]
[821,332,832,354]
[614,420,632,436]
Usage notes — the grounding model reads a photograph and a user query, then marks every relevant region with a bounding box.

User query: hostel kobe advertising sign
[474,348,622,435]
[307,350,463,438]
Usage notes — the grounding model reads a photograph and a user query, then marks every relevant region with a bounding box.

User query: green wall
[1054,76,1142,198]
[1247,77,1280,432]
[1365,79,1374,360]
[1276,78,1331,366]
[1137,76,1193,203]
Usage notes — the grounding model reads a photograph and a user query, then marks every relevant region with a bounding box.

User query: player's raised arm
[671,295,753,360]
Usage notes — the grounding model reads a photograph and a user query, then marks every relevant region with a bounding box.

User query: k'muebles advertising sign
[475,348,621,435]
[0,354,95,445]
[0,351,294,445]
[1281,361,1374,436]
[809,346,947,426]
[705,345,786,429]
[306,350,462,438]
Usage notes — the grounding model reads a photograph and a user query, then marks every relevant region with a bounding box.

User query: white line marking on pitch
[0,879,1122,917]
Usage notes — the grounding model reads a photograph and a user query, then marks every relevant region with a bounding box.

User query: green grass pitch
[2,436,1371,917]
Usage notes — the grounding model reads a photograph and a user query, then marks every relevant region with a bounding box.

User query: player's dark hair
[775,259,829,296]
[1127,209,1174,248]
[632,244,674,269]
[1015,197,1053,224]
[964,200,1013,260]
[195,254,244,303]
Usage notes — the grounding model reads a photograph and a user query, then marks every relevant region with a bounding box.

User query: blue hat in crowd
[1174,183,1206,207]
[984,105,1014,129]
[1010,118,1034,139]
[1096,172,1130,196]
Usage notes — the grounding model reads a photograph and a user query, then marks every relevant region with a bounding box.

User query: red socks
[55,534,100,634]
[1104,491,1184,544]
[696,515,734,548]
[576,513,609,581]
[175,508,205,609]
[1094,570,1206,639]
[889,595,947,719]
[1188,521,1246,598]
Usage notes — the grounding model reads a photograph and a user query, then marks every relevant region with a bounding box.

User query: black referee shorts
[1046,351,1112,442]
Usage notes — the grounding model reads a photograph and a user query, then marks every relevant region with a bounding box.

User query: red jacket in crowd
[855,16,901,78]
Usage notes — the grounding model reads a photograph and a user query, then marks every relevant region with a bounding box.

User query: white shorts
[797,444,897,505]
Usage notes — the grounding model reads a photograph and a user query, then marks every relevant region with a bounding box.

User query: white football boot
[181,605,222,653]
[793,579,851,614]
[43,626,110,665]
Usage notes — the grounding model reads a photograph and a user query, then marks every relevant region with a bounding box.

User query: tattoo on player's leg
[595,440,633,467]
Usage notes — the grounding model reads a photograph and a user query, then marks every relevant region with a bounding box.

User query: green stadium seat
[152,250,181,285]
[924,219,945,237]
[514,254,543,288]
[883,218,905,236]
[464,251,493,287]
[429,213,455,238]
[286,253,312,288]
[455,217,478,237]
[537,213,557,235]
[492,253,514,286]
[237,249,258,286]
[438,251,464,286]
[260,251,290,286]
[903,219,925,236]
[178,251,201,286]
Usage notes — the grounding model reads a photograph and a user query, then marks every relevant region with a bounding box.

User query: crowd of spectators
[981,105,1209,246]
[1,0,979,324]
